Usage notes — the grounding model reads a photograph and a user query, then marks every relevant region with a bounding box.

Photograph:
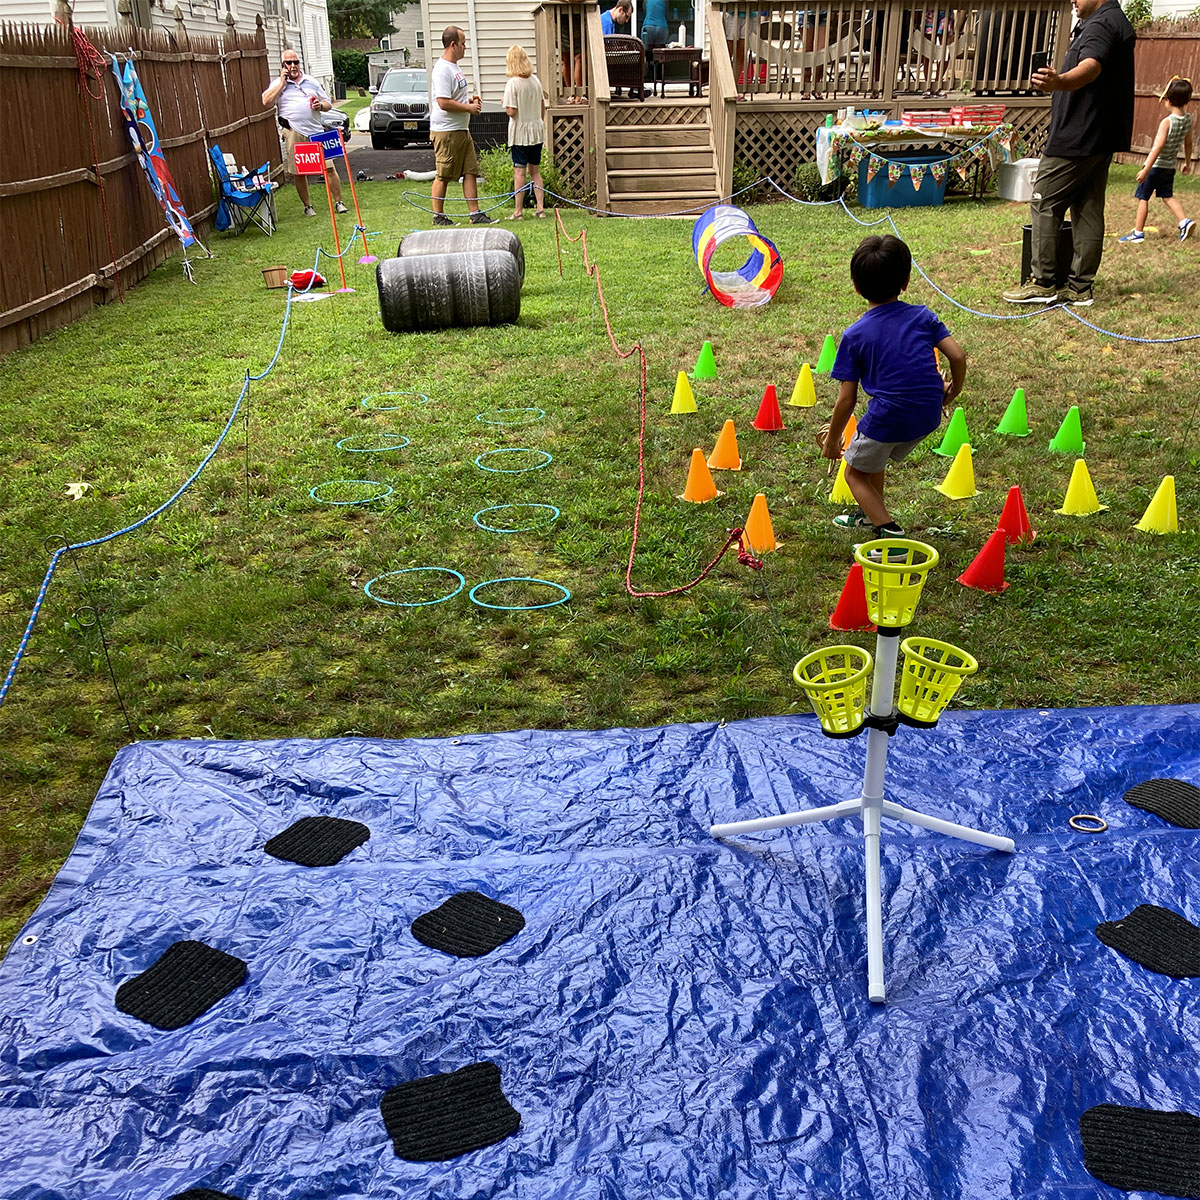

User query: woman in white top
[502,46,547,219]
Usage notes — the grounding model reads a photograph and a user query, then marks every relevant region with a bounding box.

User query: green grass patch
[2,167,1199,948]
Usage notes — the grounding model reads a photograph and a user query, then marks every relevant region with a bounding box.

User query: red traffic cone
[829,562,877,631]
[996,484,1035,545]
[752,384,785,432]
[957,529,1009,593]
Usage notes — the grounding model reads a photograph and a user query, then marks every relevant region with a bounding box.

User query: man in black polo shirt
[1003,0,1135,307]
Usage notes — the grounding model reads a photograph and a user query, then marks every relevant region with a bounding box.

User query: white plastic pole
[882,800,1016,852]
[710,798,860,838]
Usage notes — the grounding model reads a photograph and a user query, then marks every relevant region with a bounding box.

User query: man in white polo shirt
[262,50,349,217]
[429,26,493,226]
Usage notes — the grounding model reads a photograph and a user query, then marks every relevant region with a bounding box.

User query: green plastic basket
[853,539,939,628]
[897,637,978,726]
[793,644,873,737]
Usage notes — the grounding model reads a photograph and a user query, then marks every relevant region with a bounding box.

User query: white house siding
[424,0,535,109]
[385,3,425,66]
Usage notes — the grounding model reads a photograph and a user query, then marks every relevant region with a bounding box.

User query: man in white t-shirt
[429,26,493,225]
[261,50,348,217]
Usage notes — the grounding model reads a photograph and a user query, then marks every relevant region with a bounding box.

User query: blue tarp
[1,706,1196,1200]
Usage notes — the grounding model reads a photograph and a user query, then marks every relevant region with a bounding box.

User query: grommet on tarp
[20,934,37,946]
[1095,904,1200,978]
[364,567,466,607]
[468,578,570,610]
[411,891,525,958]
[380,1062,521,1161]
[1123,777,1200,829]
[1068,813,1107,833]
[263,816,370,868]
[360,391,430,410]
[115,941,247,1030]
[1079,1103,1200,1198]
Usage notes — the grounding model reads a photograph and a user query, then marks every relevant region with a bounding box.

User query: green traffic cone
[693,341,717,380]
[815,334,837,374]
[996,387,1029,437]
[934,406,970,457]
[1049,404,1085,454]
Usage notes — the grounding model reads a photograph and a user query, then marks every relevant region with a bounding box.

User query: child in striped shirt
[1119,76,1194,243]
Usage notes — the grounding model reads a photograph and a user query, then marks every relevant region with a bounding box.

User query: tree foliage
[332,49,369,86]
[327,0,402,41]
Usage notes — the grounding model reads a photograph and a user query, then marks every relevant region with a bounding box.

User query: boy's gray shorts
[843,430,926,473]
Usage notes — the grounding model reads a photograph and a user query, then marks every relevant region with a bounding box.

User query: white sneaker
[303,205,316,217]
[334,201,349,214]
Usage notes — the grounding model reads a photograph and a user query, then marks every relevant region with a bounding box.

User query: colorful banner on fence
[110,55,197,249]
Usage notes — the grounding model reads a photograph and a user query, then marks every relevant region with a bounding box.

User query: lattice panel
[1004,105,1051,156]
[734,110,824,184]
[609,104,709,126]
[550,114,589,197]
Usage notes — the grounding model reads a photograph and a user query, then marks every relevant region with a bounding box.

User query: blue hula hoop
[475,407,546,427]
[310,480,394,505]
[361,391,430,411]
[472,503,561,533]
[336,433,410,452]
[364,567,466,607]
[468,577,571,611]
[474,448,553,474]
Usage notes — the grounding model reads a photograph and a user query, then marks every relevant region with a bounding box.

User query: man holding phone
[262,51,349,217]
[1002,0,1135,308]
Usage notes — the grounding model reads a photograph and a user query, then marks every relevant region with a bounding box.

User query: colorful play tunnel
[691,205,783,309]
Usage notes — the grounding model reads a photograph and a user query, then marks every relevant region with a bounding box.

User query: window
[415,30,424,49]
[380,36,391,51]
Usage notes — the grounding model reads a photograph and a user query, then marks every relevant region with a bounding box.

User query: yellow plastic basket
[793,644,873,737]
[897,637,978,726]
[853,539,939,628]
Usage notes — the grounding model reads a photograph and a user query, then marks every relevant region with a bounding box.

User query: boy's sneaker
[1118,229,1145,243]
[1001,280,1058,304]
[1060,285,1094,307]
[334,201,349,214]
[1179,219,1195,241]
[470,211,495,224]
[302,205,317,217]
[832,509,872,531]
[432,213,456,226]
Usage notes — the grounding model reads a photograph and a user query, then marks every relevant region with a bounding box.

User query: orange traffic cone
[753,385,785,432]
[842,412,858,450]
[743,493,779,553]
[708,419,742,470]
[829,562,876,631]
[680,448,722,502]
[957,529,1009,593]
[996,485,1035,544]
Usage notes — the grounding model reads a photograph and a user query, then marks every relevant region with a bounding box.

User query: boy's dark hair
[1165,77,1193,107]
[850,235,912,303]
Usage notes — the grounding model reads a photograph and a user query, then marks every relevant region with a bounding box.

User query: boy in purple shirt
[823,235,966,539]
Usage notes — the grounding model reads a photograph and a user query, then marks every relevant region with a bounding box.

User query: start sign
[292,142,325,175]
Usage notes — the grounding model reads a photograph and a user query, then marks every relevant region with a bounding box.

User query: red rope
[553,209,761,597]
[64,22,124,302]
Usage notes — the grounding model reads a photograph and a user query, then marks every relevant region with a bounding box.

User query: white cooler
[997,158,1040,203]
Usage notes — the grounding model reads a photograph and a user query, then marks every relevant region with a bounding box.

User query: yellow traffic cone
[671,371,697,414]
[1134,474,1176,533]
[830,459,855,504]
[1056,458,1107,515]
[708,419,742,470]
[935,443,978,499]
[789,363,817,408]
[743,493,779,553]
[680,448,722,502]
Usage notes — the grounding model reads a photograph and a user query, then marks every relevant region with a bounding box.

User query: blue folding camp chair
[209,144,277,235]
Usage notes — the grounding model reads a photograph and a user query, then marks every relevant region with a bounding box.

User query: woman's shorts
[511,143,543,167]
[1135,167,1175,201]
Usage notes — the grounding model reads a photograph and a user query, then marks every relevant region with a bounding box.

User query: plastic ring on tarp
[361,391,430,410]
[468,577,571,610]
[691,204,783,309]
[472,503,561,533]
[364,567,466,607]
[475,408,546,426]
[474,448,552,473]
[336,433,410,452]
[1069,813,1108,833]
[310,480,394,505]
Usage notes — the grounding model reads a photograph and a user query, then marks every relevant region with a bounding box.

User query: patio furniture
[652,45,703,96]
[604,35,646,100]
[208,144,277,236]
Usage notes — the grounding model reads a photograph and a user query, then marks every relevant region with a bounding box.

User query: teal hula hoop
[336,433,410,452]
[364,567,466,607]
[468,577,571,610]
[310,480,394,505]
[472,503,561,533]
[474,448,553,474]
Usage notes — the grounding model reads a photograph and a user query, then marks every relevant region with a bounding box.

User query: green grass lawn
[2,166,1199,949]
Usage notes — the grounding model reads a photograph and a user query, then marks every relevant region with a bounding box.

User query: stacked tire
[377,249,521,332]
[396,227,525,285]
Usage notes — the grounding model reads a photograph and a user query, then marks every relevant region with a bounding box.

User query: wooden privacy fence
[0,17,280,355]
[1123,31,1200,165]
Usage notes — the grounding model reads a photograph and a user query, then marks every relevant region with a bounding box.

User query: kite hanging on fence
[110,54,198,252]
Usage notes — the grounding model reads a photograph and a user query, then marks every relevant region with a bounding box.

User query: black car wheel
[371,133,386,150]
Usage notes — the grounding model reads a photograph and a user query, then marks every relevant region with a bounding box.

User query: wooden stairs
[604,103,721,216]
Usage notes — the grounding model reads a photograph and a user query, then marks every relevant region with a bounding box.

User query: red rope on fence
[553,209,761,597]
